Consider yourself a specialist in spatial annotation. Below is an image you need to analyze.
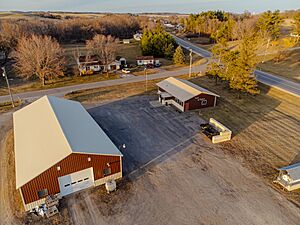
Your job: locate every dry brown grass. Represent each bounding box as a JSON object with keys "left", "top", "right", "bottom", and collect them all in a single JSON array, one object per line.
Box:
[
  {"left": 3, "top": 130, "right": 24, "bottom": 218},
  {"left": 189, "top": 76, "right": 300, "bottom": 204},
  {"left": 0, "top": 100, "right": 22, "bottom": 113},
  {"left": 0, "top": 74, "right": 120, "bottom": 96},
  {"left": 65, "top": 74, "right": 190, "bottom": 103},
  {"left": 258, "top": 49, "right": 300, "bottom": 82}
]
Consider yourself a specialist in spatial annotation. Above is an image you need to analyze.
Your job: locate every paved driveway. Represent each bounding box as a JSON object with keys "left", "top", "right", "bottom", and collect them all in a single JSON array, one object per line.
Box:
[{"left": 88, "top": 95, "right": 204, "bottom": 175}]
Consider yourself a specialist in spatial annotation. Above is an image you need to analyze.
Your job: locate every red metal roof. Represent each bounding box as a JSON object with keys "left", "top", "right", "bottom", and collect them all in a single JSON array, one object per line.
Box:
[{"left": 136, "top": 56, "right": 154, "bottom": 60}]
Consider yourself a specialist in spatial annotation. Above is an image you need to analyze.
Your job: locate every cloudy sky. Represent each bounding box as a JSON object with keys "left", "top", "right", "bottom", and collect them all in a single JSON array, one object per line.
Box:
[{"left": 1, "top": 0, "right": 299, "bottom": 13}]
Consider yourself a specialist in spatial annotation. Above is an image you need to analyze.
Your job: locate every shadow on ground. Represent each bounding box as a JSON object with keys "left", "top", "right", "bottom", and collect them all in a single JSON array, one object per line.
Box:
[{"left": 188, "top": 76, "right": 281, "bottom": 137}]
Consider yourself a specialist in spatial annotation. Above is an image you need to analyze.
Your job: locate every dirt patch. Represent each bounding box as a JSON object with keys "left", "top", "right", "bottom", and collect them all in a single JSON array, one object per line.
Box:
[
  {"left": 62, "top": 137, "right": 300, "bottom": 225},
  {"left": 190, "top": 76, "right": 300, "bottom": 204}
]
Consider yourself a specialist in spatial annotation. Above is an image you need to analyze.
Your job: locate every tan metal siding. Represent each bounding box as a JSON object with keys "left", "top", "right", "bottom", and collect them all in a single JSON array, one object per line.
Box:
[{"left": 20, "top": 153, "right": 121, "bottom": 204}]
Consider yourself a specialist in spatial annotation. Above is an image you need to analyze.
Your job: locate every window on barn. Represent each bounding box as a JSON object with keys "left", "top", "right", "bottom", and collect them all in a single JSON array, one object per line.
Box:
[
  {"left": 37, "top": 189, "right": 48, "bottom": 198},
  {"left": 201, "top": 100, "right": 207, "bottom": 105},
  {"left": 103, "top": 167, "right": 112, "bottom": 177}
]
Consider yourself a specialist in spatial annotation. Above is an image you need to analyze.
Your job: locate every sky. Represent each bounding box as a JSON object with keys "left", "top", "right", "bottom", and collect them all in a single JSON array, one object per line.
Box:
[{"left": 0, "top": 0, "right": 300, "bottom": 14}]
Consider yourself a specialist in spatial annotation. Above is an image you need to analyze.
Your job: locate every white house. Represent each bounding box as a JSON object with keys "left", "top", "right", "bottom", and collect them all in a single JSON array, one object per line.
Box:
[
  {"left": 136, "top": 56, "right": 160, "bottom": 66},
  {"left": 77, "top": 55, "right": 101, "bottom": 75},
  {"left": 123, "top": 39, "right": 130, "bottom": 44},
  {"left": 133, "top": 33, "right": 142, "bottom": 41},
  {"left": 78, "top": 55, "right": 127, "bottom": 74}
]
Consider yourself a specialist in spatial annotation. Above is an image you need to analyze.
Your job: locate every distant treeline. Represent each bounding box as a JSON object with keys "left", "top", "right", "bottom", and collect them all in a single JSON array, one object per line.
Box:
[
  {"left": 0, "top": 14, "right": 141, "bottom": 43},
  {"left": 181, "top": 9, "right": 300, "bottom": 41}
]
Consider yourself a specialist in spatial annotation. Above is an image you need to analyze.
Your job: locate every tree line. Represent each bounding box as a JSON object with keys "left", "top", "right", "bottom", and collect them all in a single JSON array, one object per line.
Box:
[
  {"left": 182, "top": 10, "right": 300, "bottom": 41},
  {"left": 205, "top": 10, "right": 286, "bottom": 96},
  {"left": 182, "top": 10, "right": 300, "bottom": 96},
  {"left": 0, "top": 14, "right": 142, "bottom": 85}
]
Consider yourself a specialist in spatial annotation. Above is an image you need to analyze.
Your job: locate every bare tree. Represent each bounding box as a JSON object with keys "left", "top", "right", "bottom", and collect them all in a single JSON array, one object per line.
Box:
[
  {"left": 86, "top": 34, "right": 118, "bottom": 74},
  {"left": 14, "top": 35, "right": 64, "bottom": 85},
  {"left": 0, "top": 21, "right": 23, "bottom": 66}
]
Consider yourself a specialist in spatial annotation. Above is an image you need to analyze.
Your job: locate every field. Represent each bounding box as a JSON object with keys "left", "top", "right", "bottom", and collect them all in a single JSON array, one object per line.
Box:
[
  {"left": 190, "top": 76, "right": 300, "bottom": 203},
  {"left": 258, "top": 49, "right": 300, "bottom": 82}
]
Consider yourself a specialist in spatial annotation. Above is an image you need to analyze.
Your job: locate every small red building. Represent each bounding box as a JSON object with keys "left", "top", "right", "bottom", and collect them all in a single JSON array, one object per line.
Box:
[
  {"left": 13, "top": 96, "right": 123, "bottom": 211},
  {"left": 156, "top": 77, "right": 219, "bottom": 112}
]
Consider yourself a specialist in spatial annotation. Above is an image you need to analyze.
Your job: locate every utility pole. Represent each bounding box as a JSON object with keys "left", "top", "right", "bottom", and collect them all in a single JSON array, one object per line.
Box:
[
  {"left": 262, "top": 38, "right": 270, "bottom": 63},
  {"left": 144, "top": 67, "right": 148, "bottom": 91},
  {"left": 189, "top": 49, "right": 193, "bottom": 78},
  {"left": 2, "top": 67, "right": 15, "bottom": 107}
]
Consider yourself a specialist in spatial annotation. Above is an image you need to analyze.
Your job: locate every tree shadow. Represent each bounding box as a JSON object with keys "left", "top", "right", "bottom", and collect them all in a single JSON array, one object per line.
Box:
[{"left": 187, "top": 76, "right": 282, "bottom": 137}]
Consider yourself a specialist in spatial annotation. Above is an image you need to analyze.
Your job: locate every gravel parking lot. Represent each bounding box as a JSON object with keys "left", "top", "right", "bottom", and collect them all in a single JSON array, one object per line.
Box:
[{"left": 88, "top": 95, "right": 205, "bottom": 175}]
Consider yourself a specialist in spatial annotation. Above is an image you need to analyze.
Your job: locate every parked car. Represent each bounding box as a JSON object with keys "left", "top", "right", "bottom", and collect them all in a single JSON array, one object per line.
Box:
[
  {"left": 146, "top": 64, "right": 154, "bottom": 69},
  {"left": 155, "top": 62, "right": 161, "bottom": 67},
  {"left": 122, "top": 68, "right": 131, "bottom": 74}
]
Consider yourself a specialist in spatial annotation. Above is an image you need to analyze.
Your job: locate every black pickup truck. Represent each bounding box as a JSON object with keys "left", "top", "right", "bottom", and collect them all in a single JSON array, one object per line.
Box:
[{"left": 200, "top": 123, "right": 220, "bottom": 139}]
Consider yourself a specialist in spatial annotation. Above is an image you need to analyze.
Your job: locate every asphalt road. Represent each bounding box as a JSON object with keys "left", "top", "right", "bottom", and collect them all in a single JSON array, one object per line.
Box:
[
  {"left": 171, "top": 34, "right": 300, "bottom": 97},
  {"left": 0, "top": 63, "right": 208, "bottom": 103},
  {"left": 0, "top": 36, "right": 299, "bottom": 103}
]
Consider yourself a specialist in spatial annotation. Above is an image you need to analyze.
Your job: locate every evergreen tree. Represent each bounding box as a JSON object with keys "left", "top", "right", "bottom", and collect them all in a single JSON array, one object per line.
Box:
[
  {"left": 229, "top": 33, "right": 260, "bottom": 96},
  {"left": 164, "top": 43, "right": 175, "bottom": 59},
  {"left": 256, "top": 10, "right": 283, "bottom": 38},
  {"left": 173, "top": 46, "right": 185, "bottom": 65},
  {"left": 292, "top": 11, "right": 300, "bottom": 42},
  {"left": 207, "top": 21, "right": 231, "bottom": 84},
  {"left": 140, "top": 27, "right": 177, "bottom": 57}
]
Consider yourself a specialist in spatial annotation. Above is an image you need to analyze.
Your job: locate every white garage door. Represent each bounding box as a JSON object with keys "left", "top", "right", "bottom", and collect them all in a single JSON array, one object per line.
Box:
[{"left": 58, "top": 167, "right": 94, "bottom": 197}]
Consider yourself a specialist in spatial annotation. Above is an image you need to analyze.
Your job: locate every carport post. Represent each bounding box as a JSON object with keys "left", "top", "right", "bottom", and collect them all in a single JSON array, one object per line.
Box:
[
  {"left": 144, "top": 67, "right": 148, "bottom": 91},
  {"left": 189, "top": 49, "right": 193, "bottom": 78}
]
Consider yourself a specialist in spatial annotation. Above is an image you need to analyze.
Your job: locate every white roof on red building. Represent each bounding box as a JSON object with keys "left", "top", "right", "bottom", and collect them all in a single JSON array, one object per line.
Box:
[
  {"left": 156, "top": 77, "right": 219, "bottom": 102},
  {"left": 13, "top": 96, "right": 122, "bottom": 189}
]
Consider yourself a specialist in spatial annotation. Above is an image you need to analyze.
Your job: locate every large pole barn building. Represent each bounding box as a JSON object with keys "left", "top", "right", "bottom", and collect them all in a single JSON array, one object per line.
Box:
[
  {"left": 13, "top": 96, "right": 123, "bottom": 211},
  {"left": 157, "top": 77, "right": 220, "bottom": 112}
]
